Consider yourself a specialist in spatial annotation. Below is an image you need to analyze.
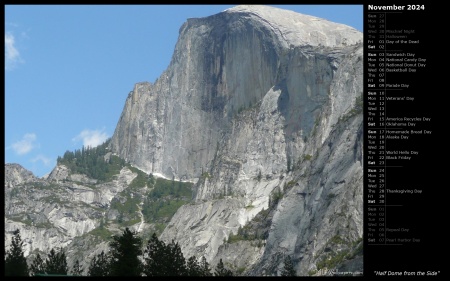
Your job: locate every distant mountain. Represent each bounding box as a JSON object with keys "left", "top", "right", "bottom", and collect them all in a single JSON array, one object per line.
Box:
[{"left": 5, "top": 5, "right": 363, "bottom": 276}]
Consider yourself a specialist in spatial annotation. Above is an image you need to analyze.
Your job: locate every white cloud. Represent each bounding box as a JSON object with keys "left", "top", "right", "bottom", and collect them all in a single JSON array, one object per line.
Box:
[
  {"left": 31, "top": 154, "right": 52, "bottom": 166},
  {"left": 73, "top": 129, "right": 109, "bottom": 148},
  {"left": 5, "top": 32, "right": 23, "bottom": 70},
  {"left": 11, "top": 133, "right": 37, "bottom": 155}
]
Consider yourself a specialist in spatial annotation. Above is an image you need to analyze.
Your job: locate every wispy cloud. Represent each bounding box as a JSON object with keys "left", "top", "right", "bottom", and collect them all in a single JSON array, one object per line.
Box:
[
  {"left": 6, "top": 22, "right": 19, "bottom": 28},
  {"left": 5, "top": 32, "right": 23, "bottom": 70},
  {"left": 73, "top": 129, "right": 109, "bottom": 148},
  {"left": 11, "top": 133, "right": 37, "bottom": 155},
  {"left": 31, "top": 154, "right": 53, "bottom": 166}
]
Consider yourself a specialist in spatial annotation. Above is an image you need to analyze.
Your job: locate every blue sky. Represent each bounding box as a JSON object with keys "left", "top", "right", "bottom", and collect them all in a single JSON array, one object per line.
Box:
[{"left": 5, "top": 5, "right": 363, "bottom": 178}]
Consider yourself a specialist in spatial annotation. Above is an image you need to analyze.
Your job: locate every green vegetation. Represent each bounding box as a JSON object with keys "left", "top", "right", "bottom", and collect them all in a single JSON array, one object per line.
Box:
[
  {"left": 110, "top": 171, "right": 157, "bottom": 220},
  {"left": 127, "top": 166, "right": 154, "bottom": 189},
  {"left": 347, "top": 238, "right": 363, "bottom": 259},
  {"left": 5, "top": 229, "right": 29, "bottom": 276},
  {"left": 155, "top": 200, "right": 186, "bottom": 219},
  {"left": 56, "top": 138, "right": 193, "bottom": 229},
  {"left": 149, "top": 178, "right": 193, "bottom": 199},
  {"left": 88, "top": 227, "right": 113, "bottom": 241},
  {"left": 329, "top": 235, "right": 345, "bottom": 245},
  {"left": 352, "top": 94, "right": 363, "bottom": 114},
  {"left": 103, "top": 155, "right": 127, "bottom": 181},
  {"left": 57, "top": 139, "right": 125, "bottom": 182},
  {"left": 153, "top": 223, "right": 167, "bottom": 236},
  {"left": 286, "top": 180, "right": 296, "bottom": 188},
  {"left": 227, "top": 225, "right": 265, "bottom": 245},
  {"left": 225, "top": 186, "right": 283, "bottom": 247},
  {"left": 31, "top": 181, "right": 60, "bottom": 190},
  {"left": 34, "top": 221, "right": 54, "bottom": 229},
  {"left": 315, "top": 235, "right": 362, "bottom": 271},
  {"left": 110, "top": 194, "right": 140, "bottom": 223},
  {"left": 121, "top": 218, "right": 141, "bottom": 227},
  {"left": 29, "top": 248, "right": 69, "bottom": 276},
  {"left": 214, "top": 259, "right": 233, "bottom": 276},
  {"left": 41, "top": 195, "right": 63, "bottom": 205},
  {"left": 236, "top": 266, "right": 247, "bottom": 275},
  {"left": 20, "top": 217, "right": 34, "bottom": 226},
  {"left": 71, "top": 260, "right": 83, "bottom": 276},
  {"left": 340, "top": 94, "right": 363, "bottom": 123},
  {"left": 281, "top": 255, "right": 296, "bottom": 276},
  {"left": 317, "top": 249, "right": 349, "bottom": 271},
  {"left": 269, "top": 188, "right": 283, "bottom": 207},
  {"left": 88, "top": 250, "right": 111, "bottom": 276},
  {"left": 143, "top": 233, "right": 221, "bottom": 276},
  {"left": 109, "top": 228, "right": 143, "bottom": 276},
  {"left": 143, "top": 199, "right": 188, "bottom": 223},
  {"left": 142, "top": 177, "right": 193, "bottom": 224},
  {"left": 201, "top": 172, "right": 212, "bottom": 179},
  {"left": 9, "top": 226, "right": 235, "bottom": 276},
  {"left": 292, "top": 153, "right": 313, "bottom": 171}
]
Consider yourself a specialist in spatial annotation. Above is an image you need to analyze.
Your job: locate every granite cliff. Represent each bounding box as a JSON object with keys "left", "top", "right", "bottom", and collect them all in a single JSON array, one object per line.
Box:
[{"left": 5, "top": 5, "right": 363, "bottom": 276}]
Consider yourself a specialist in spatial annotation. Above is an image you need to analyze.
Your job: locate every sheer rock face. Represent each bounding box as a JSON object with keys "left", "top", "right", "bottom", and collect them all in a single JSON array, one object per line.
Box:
[
  {"left": 248, "top": 113, "right": 363, "bottom": 276},
  {"left": 109, "top": 5, "right": 362, "bottom": 181},
  {"left": 5, "top": 5, "right": 363, "bottom": 276},
  {"left": 113, "top": 5, "right": 362, "bottom": 275},
  {"left": 161, "top": 44, "right": 363, "bottom": 275}
]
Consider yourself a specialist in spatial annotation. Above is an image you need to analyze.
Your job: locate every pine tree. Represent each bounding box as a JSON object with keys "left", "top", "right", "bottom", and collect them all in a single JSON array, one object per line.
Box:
[
  {"left": 214, "top": 258, "right": 233, "bottom": 276},
  {"left": 44, "top": 248, "right": 68, "bottom": 275},
  {"left": 88, "top": 251, "right": 111, "bottom": 276},
  {"left": 199, "top": 256, "right": 212, "bottom": 276},
  {"left": 167, "top": 240, "right": 187, "bottom": 276},
  {"left": 143, "top": 233, "right": 167, "bottom": 276},
  {"left": 71, "top": 259, "right": 84, "bottom": 276},
  {"left": 109, "top": 227, "right": 143, "bottom": 276},
  {"left": 5, "top": 229, "right": 29, "bottom": 276},
  {"left": 29, "top": 253, "right": 46, "bottom": 276},
  {"left": 186, "top": 256, "right": 202, "bottom": 276},
  {"left": 281, "top": 255, "right": 296, "bottom": 276}
]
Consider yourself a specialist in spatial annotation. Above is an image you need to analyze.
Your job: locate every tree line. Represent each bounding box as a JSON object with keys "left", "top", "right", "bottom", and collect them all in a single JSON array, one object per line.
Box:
[
  {"left": 5, "top": 228, "right": 297, "bottom": 276},
  {"left": 56, "top": 139, "right": 125, "bottom": 181},
  {"left": 4, "top": 228, "right": 235, "bottom": 276}
]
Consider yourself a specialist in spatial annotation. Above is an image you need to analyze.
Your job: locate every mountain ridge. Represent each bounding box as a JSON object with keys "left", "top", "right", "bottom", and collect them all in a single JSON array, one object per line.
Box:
[{"left": 5, "top": 5, "right": 363, "bottom": 276}]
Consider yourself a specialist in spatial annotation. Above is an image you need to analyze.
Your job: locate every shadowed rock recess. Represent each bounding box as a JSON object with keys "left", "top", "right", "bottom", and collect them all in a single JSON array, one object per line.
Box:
[{"left": 5, "top": 5, "right": 363, "bottom": 276}]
